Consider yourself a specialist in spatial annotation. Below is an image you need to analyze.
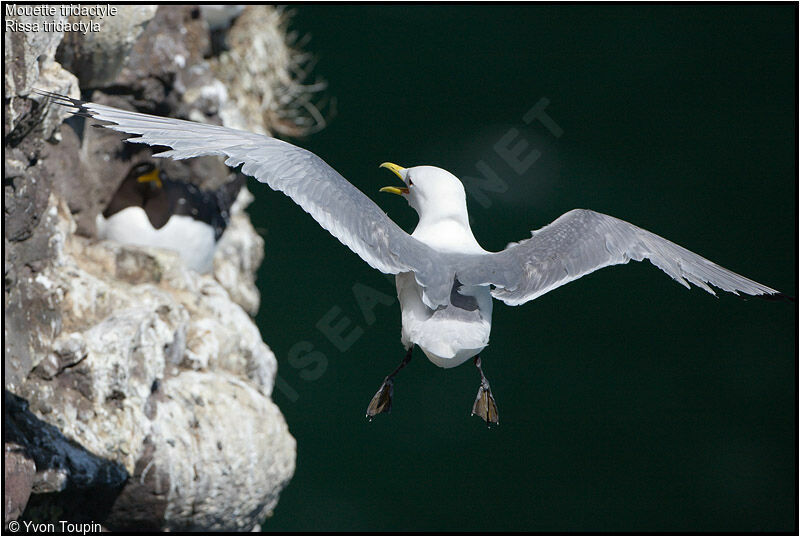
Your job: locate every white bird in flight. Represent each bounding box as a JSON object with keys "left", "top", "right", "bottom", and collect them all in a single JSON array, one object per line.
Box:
[{"left": 40, "top": 90, "right": 785, "bottom": 425}]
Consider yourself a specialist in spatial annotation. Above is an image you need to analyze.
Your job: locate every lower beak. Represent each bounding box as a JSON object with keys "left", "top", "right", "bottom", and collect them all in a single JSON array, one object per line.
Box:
[
  {"left": 379, "top": 186, "right": 409, "bottom": 195},
  {"left": 379, "top": 162, "right": 409, "bottom": 195}
]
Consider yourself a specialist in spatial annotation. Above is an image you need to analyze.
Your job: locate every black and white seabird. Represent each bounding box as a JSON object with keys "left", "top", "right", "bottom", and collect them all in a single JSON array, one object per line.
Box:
[{"left": 97, "top": 162, "right": 244, "bottom": 273}]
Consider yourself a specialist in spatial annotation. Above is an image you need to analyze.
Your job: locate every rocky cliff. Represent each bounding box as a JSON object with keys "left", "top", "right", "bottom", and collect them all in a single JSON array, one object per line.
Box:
[{"left": 4, "top": 5, "right": 319, "bottom": 531}]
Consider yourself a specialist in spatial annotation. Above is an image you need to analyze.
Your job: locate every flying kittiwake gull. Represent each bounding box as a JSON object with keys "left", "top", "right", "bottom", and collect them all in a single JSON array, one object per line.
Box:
[{"left": 38, "top": 90, "right": 786, "bottom": 425}]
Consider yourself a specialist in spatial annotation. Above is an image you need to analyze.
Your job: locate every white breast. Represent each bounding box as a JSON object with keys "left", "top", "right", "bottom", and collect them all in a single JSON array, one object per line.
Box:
[{"left": 96, "top": 208, "right": 217, "bottom": 273}]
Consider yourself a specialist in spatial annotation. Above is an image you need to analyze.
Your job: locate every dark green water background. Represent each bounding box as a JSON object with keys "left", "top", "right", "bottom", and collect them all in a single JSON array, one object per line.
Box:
[{"left": 251, "top": 5, "right": 797, "bottom": 532}]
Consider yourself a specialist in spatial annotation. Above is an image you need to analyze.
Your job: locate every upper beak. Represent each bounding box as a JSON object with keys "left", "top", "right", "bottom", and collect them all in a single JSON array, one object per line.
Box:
[{"left": 379, "top": 162, "right": 409, "bottom": 195}]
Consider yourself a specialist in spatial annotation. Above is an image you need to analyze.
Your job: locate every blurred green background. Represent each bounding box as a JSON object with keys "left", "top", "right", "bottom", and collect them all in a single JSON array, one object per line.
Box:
[{"left": 251, "top": 5, "right": 796, "bottom": 532}]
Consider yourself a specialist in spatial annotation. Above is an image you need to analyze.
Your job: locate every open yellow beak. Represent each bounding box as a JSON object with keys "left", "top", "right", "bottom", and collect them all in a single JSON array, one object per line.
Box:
[
  {"left": 136, "top": 167, "right": 163, "bottom": 189},
  {"left": 379, "top": 162, "right": 409, "bottom": 195}
]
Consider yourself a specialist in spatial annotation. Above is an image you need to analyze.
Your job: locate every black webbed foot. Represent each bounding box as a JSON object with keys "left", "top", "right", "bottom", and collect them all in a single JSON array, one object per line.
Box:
[
  {"left": 471, "top": 380, "right": 499, "bottom": 426},
  {"left": 470, "top": 355, "right": 499, "bottom": 426},
  {"left": 366, "top": 377, "right": 394, "bottom": 419},
  {"left": 365, "top": 347, "right": 412, "bottom": 421}
]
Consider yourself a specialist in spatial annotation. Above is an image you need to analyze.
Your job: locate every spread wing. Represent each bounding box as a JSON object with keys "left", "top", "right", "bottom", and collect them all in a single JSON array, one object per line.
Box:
[
  {"left": 41, "top": 91, "right": 781, "bottom": 308},
  {"left": 39, "top": 91, "right": 454, "bottom": 307},
  {"left": 455, "top": 209, "right": 781, "bottom": 305}
]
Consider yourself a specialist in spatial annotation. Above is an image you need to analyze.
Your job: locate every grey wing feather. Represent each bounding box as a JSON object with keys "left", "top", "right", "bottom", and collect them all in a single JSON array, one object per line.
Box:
[
  {"left": 42, "top": 92, "right": 778, "bottom": 309},
  {"left": 41, "top": 92, "right": 454, "bottom": 307},
  {"left": 455, "top": 209, "right": 779, "bottom": 306}
]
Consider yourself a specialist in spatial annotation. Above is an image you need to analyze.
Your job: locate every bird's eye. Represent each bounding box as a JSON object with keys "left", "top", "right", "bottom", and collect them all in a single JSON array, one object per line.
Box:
[{"left": 408, "top": 178, "right": 414, "bottom": 186}]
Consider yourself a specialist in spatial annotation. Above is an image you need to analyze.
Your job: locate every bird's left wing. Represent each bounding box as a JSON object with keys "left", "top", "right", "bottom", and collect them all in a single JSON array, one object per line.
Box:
[
  {"left": 453, "top": 208, "right": 781, "bottom": 305},
  {"left": 40, "top": 91, "right": 454, "bottom": 306}
]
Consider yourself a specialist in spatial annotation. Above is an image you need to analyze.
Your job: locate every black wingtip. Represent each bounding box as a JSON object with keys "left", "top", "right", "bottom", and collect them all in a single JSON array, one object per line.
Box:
[{"left": 32, "top": 88, "right": 95, "bottom": 118}]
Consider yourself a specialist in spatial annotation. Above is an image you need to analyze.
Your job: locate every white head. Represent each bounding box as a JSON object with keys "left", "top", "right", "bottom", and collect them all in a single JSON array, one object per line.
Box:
[{"left": 379, "top": 163, "right": 469, "bottom": 225}]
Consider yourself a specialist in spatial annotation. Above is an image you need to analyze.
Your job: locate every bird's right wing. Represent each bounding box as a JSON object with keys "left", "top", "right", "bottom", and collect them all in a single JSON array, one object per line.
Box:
[
  {"left": 454, "top": 209, "right": 781, "bottom": 305},
  {"left": 40, "top": 91, "right": 454, "bottom": 306}
]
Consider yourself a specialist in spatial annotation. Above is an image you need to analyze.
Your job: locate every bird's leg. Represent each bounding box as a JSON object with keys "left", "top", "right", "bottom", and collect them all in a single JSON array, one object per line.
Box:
[
  {"left": 366, "top": 347, "right": 413, "bottom": 420},
  {"left": 471, "top": 355, "right": 499, "bottom": 426}
]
